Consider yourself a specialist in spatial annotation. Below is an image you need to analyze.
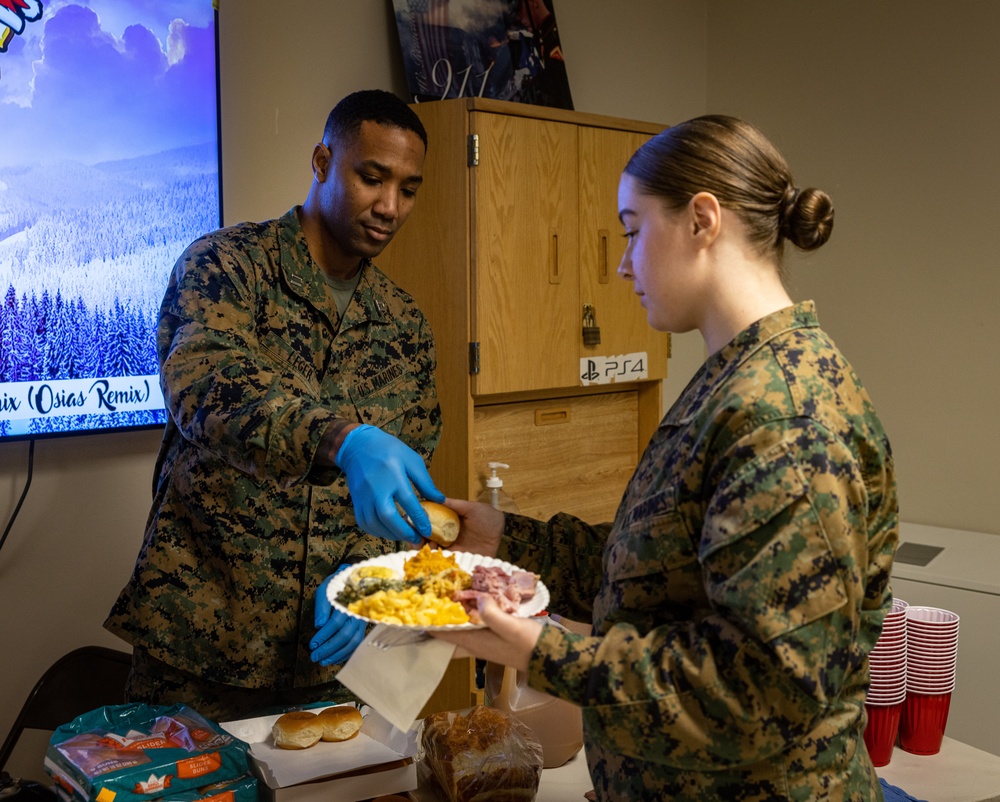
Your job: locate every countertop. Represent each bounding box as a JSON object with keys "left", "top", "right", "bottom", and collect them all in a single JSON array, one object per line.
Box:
[
  {"left": 407, "top": 751, "right": 593, "bottom": 802},
  {"left": 415, "top": 736, "right": 1000, "bottom": 802},
  {"left": 533, "top": 752, "right": 592, "bottom": 801},
  {"left": 878, "top": 737, "right": 1000, "bottom": 802}
]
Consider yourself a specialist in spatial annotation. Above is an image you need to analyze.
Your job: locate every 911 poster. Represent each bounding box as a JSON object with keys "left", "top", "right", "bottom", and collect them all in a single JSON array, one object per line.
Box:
[{"left": 392, "top": 0, "right": 573, "bottom": 109}]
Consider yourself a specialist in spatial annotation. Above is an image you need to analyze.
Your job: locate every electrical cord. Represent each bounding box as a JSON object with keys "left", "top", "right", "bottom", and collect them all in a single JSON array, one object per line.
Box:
[{"left": 0, "top": 439, "right": 35, "bottom": 556}]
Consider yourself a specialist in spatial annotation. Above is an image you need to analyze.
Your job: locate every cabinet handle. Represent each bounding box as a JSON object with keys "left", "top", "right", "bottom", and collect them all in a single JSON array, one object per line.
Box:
[
  {"left": 549, "top": 228, "right": 561, "bottom": 284},
  {"left": 534, "top": 408, "right": 570, "bottom": 426},
  {"left": 598, "top": 229, "right": 610, "bottom": 284}
]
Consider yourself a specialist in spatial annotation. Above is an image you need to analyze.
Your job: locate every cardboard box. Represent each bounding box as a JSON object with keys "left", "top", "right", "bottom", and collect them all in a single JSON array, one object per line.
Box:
[{"left": 220, "top": 706, "right": 417, "bottom": 802}]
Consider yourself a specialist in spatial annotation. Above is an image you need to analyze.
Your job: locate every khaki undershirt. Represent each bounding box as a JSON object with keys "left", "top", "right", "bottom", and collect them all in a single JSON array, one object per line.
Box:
[{"left": 322, "top": 271, "right": 362, "bottom": 320}]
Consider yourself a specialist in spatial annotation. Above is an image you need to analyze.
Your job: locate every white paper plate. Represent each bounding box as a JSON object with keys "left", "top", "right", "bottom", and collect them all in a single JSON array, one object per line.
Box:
[{"left": 327, "top": 550, "right": 550, "bottom": 630}]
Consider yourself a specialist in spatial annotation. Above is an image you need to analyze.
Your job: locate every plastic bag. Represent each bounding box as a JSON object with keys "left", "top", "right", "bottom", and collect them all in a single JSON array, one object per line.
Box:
[
  {"left": 417, "top": 706, "right": 543, "bottom": 802},
  {"left": 484, "top": 661, "right": 583, "bottom": 769},
  {"left": 50, "top": 774, "right": 259, "bottom": 802},
  {"left": 45, "top": 704, "right": 252, "bottom": 802}
]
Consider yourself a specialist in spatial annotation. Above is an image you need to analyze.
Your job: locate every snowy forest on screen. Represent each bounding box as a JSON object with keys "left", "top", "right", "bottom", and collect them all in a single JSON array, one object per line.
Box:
[
  {"left": 0, "top": 1, "right": 219, "bottom": 438},
  {"left": 0, "top": 144, "right": 219, "bottom": 436}
]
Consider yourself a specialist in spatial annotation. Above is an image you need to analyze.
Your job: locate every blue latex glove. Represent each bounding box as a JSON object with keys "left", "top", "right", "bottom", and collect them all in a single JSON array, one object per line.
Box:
[
  {"left": 335, "top": 424, "right": 445, "bottom": 544},
  {"left": 310, "top": 568, "right": 366, "bottom": 666}
]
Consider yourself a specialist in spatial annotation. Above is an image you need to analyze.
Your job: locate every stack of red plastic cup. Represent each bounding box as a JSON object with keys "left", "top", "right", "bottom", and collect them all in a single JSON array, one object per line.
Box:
[
  {"left": 863, "top": 598, "right": 909, "bottom": 766},
  {"left": 899, "top": 606, "right": 959, "bottom": 755}
]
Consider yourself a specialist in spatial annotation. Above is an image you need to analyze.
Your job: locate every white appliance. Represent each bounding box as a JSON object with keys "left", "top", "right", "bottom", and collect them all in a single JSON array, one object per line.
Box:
[{"left": 889, "top": 522, "right": 1000, "bottom": 756}]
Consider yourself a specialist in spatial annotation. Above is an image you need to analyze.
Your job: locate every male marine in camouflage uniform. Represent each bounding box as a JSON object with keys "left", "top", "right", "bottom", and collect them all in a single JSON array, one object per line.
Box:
[
  {"left": 498, "top": 303, "right": 898, "bottom": 801},
  {"left": 105, "top": 90, "right": 442, "bottom": 720}
]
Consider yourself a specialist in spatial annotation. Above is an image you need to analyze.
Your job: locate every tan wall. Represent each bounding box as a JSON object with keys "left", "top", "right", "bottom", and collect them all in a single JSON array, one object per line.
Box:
[
  {"left": 705, "top": 0, "right": 1000, "bottom": 534},
  {"left": 2, "top": 0, "right": 997, "bottom": 780}
]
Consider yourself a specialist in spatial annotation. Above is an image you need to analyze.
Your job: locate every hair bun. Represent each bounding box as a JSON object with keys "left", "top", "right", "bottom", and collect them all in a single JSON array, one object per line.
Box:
[{"left": 780, "top": 185, "right": 834, "bottom": 251}]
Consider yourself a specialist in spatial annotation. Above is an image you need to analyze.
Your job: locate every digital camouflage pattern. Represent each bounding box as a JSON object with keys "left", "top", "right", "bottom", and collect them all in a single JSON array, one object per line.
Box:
[
  {"left": 123, "top": 646, "right": 355, "bottom": 722},
  {"left": 105, "top": 207, "right": 441, "bottom": 692},
  {"left": 499, "top": 303, "right": 897, "bottom": 801}
]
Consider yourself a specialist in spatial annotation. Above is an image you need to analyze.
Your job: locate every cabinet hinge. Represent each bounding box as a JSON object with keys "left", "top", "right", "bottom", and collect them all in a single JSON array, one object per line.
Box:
[
  {"left": 468, "top": 342, "right": 480, "bottom": 374},
  {"left": 467, "top": 133, "right": 479, "bottom": 167}
]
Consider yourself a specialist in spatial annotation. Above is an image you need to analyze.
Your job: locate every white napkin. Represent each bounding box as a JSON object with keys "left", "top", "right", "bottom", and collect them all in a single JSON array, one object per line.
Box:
[
  {"left": 337, "top": 625, "right": 457, "bottom": 733},
  {"left": 219, "top": 705, "right": 415, "bottom": 788},
  {"left": 221, "top": 708, "right": 404, "bottom": 788}
]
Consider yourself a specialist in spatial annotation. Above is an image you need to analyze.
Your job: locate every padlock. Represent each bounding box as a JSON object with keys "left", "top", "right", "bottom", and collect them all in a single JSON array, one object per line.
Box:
[{"left": 582, "top": 304, "right": 601, "bottom": 346}]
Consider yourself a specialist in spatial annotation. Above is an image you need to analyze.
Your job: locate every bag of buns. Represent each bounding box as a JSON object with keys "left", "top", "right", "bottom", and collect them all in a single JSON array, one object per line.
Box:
[
  {"left": 46, "top": 703, "right": 251, "bottom": 802},
  {"left": 417, "top": 705, "right": 543, "bottom": 802}
]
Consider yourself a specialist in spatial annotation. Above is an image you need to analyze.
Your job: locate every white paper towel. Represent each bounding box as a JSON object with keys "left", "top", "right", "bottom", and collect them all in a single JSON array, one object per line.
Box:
[
  {"left": 336, "top": 625, "right": 457, "bottom": 733},
  {"left": 219, "top": 705, "right": 413, "bottom": 788}
]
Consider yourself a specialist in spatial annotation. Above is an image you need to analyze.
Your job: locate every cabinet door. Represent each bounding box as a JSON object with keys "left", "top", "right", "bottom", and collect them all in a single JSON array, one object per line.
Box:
[
  {"left": 470, "top": 112, "right": 580, "bottom": 395},
  {"left": 579, "top": 127, "right": 670, "bottom": 381},
  {"left": 473, "top": 391, "right": 639, "bottom": 524}
]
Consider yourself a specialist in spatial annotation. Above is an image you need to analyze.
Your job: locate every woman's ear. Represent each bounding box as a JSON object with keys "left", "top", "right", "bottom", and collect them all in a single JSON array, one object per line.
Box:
[{"left": 689, "top": 192, "right": 721, "bottom": 242}]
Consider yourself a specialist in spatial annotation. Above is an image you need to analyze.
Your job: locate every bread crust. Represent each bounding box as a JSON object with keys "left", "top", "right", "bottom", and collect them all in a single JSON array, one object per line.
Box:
[
  {"left": 272, "top": 711, "right": 325, "bottom": 750},
  {"left": 271, "top": 706, "right": 362, "bottom": 749},
  {"left": 317, "top": 705, "right": 363, "bottom": 742},
  {"left": 420, "top": 707, "right": 542, "bottom": 801},
  {"left": 421, "top": 501, "right": 460, "bottom": 546}
]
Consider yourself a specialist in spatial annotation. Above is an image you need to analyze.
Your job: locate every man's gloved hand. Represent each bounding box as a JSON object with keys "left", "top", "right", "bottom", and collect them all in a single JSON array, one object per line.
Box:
[
  {"left": 335, "top": 424, "right": 445, "bottom": 544},
  {"left": 310, "top": 568, "right": 366, "bottom": 666}
]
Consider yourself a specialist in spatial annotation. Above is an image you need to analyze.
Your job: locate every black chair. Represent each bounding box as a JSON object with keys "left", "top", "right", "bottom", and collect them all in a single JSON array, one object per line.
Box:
[{"left": 0, "top": 646, "right": 132, "bottom": 774}]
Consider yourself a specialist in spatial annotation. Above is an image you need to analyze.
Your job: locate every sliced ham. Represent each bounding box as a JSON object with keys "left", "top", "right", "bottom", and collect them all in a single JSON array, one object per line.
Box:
[
  {"left": 453, "top": 565, "right": 539, "bottom": 616},
  {"left": 511, "top": 571, "right": 537, "bottom": 600}
]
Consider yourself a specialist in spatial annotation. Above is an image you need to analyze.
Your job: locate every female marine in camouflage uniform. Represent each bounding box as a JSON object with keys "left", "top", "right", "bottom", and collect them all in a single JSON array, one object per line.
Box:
[{"left": 438, "top": 116, "right": 898, "bottom": 801}]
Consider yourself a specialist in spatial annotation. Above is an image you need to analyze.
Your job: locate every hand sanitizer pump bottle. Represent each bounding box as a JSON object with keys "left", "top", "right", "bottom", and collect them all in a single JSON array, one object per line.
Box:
[{"left": 478, "top": 461, "right": 520, "bottom": 513}]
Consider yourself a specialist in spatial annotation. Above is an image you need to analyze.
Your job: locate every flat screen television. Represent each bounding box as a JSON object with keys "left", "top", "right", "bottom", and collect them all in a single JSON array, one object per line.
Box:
[{"left": 0, "top": 0, "right": 221, "bottom": 442}]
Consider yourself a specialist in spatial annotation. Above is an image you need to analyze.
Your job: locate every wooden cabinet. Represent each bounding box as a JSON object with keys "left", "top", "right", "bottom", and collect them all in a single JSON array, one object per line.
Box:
[
  {"left": 470, "top": 111, "right": 579, "bottom": 394},
  {"left": 467, "top": 108, "right": 668, "bottom": 396},
  {"left": 473, "top": 390, "right": 639, "bottom": 523},
  {"left": 378, "top": 98, "right": 669, "bottom": 518}
]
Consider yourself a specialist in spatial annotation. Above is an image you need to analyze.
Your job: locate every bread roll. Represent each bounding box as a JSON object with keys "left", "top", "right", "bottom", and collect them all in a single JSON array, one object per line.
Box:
[
  {"left": 272, "top": 711, "right": 324, "bottom": 750},
  {"left": 421, "top": 501, "right": 460, "bottom": 546},
  {"left": 317, "top": 705, "right": 363, "bottom": 742}
]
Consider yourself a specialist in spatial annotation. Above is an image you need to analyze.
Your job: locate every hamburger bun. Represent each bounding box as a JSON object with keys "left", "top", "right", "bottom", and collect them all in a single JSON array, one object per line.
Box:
[
  {"left": 317, "top": 705, "right": 363, "bottom": 742},
  {"left": 272, "top": 711, "right": 325, "bottom": 750},
  {"left": 271, "top": 707, "right": 363, "bottom": 749},
  {"left": 421, "top": 500, "right": 460, "bottom": 546}
]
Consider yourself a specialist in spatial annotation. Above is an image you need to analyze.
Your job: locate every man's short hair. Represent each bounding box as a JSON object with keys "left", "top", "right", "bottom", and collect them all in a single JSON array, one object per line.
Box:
[{"left": 322, "top": 89, "right": 428, "bottom": 150}]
